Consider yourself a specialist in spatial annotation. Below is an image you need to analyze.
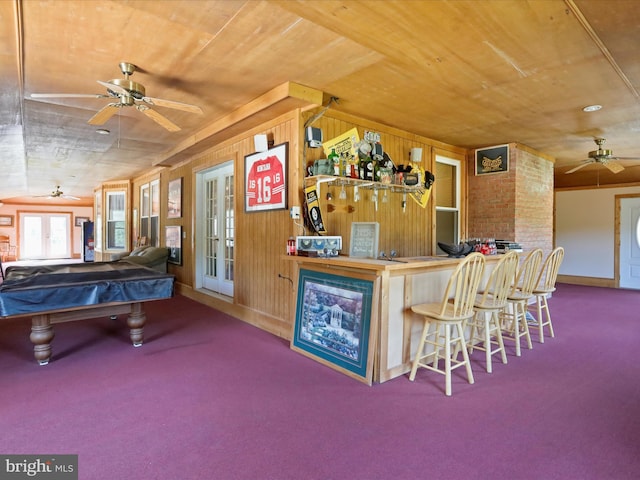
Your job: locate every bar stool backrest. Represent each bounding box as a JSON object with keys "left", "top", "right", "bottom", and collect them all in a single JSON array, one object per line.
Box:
[
  {"left": 476, "top": 250, "right": 519, "bottom": 309},
  {"left": 535, "top": 247, "right": 565, "bottom": 293},
  {"left": 438, "top": 252, "right": 486, "bottom": 320},
  {"left": 511, "top": 248, "right": 543, "bottom": 298}
]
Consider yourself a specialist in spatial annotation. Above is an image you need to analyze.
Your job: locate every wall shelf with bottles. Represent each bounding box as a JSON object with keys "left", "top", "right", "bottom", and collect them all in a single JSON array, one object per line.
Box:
[{"left": 304, "top": 175, "right": 421, "bottom": 194}]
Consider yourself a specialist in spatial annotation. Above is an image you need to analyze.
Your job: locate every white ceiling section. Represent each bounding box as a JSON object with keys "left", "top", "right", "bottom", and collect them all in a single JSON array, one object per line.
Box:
[{"left": 1, "top": 0, "right": 640, "bottom": 203}]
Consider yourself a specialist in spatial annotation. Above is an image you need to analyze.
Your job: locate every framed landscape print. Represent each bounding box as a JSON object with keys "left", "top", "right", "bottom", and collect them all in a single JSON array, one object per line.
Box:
[
  {"left": 0, "top": 215, "right": 14, "bottom": 227},
  {"left": 475, "top": 144, "right": 509, "bottom": 175},
  {"left": 165, "top": 225, "right": 182, "bottom": 265},
  {"left": 244, "top": 142, "right": 288, "bottom": 212},
  {"left": 291, "top": 267, "right": 377, "bottom": 385},
  {"left": 167, "top": 177, "right": 182, "bottom": 218}
]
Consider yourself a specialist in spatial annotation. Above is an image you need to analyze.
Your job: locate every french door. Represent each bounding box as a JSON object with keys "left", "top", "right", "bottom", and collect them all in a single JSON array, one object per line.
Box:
[
  {"left": 20, "top": 213, "right": 72, "bottom": 260},
  {"left": 619, "top": 196, "right": 640, "bottom": 289},
  {"left": 195, "top": 162, "right": 234, "bottom": 297}
]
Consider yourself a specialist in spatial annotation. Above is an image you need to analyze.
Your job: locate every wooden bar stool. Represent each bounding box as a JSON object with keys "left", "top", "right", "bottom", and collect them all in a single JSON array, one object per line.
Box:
[
  {"left": 530, "top": 247, "right": 564, "bottom": 343},
  {"left": 467, "top": 250, "right": 519, "bottom": 373},
  {"left": 409, "top": 252, "right": 485, "bottom": 396},
  {"left": 500, "top": 248, "right": 543, "bottom": 357}
]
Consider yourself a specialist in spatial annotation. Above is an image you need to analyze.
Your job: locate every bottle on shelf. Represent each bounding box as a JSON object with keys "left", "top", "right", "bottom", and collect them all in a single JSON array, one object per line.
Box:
[
  {"left": 328, "top": 148, "right": 340, "bottom": 176},
  {"left": 287, "top": 236, "right": 296, "bottom": 255}
]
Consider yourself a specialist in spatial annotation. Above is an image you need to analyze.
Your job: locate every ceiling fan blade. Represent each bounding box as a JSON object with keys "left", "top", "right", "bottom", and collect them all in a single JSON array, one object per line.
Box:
[
  {"left": 88, "top": 103, "right": 120, "bottom": 125},
  {"left": 141, "top": 96, "right": 203, "bottom": 114},
  {"left": 97, "top": 80, "right": 130, "bottom": 97},
  {"left": 31, "top": 93, "right": 108, "bottom": 99},
  {"left": 136, "top": 105, "right": 181, "bottom": 132},
  {"left": 565, "top": 161, "right": 593, "bottom": 174},
  {"left": 62, "top": 195, "right": 81, "bottom": 201},
  {"left": 603, "top": 161, "right": 624, "bottom": 174}
]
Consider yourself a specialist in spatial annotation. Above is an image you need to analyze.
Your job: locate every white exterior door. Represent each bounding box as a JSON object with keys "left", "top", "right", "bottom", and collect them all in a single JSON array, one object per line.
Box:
[
  {"left": 20, "top": 213, "right": 71, "bottom": 260},
  {"left": 619, "top": 196, "right": 640, "bottom": 289},
  {"left": 195, "top": 162, "right": 234, "bottom": 297}
]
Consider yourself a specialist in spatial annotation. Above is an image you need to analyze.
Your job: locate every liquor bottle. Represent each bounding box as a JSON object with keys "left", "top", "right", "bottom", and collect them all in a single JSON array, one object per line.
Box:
[
  {"left": 350, "top": 156, "right": 359, "bottom": 178},
  {"left": 328, "top": 148, "right": 340, "bottom": 176}
]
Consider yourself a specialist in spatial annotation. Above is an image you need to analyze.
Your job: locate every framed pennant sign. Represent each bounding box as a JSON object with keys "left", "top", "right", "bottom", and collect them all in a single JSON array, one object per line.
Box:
[{"left": 475, "top": 144, "right": 509, "bottom": 175}]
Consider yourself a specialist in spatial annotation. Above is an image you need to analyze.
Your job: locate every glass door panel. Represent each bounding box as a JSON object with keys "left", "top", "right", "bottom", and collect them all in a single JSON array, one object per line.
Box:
[{"left": 20, "top": 213, "right": 71, "bottom": 260}]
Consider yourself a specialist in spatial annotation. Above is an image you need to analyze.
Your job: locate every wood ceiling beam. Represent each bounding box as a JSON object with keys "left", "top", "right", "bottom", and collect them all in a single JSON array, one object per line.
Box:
[
  {"left": 153, "top": 81, "right": 324, "bottom": 167},
  {"left": 566, "top": 0, "right": 640, "bottom": 100}
]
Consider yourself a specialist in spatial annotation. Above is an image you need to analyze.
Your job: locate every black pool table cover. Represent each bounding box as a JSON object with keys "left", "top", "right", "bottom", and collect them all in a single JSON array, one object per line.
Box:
[{"left": 0, "top": 262, "right": 174, "bottom": 318}]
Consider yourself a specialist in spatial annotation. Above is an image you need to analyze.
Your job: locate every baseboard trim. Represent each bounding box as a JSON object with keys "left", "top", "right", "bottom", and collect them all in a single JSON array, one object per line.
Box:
[
  {"left": 557, "top": 275, "right": 616, "bottom": 288},
  {"left": 174, "top": 282, "right": 292, "bottom": 340}
]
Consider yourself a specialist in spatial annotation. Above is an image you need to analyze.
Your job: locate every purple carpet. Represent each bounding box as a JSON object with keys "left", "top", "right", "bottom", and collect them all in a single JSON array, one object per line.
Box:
[{"left": 1, "top": 284, "right": 639, "bottom": 479}]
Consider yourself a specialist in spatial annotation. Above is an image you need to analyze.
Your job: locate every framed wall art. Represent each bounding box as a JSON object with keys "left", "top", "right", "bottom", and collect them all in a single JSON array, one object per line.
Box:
[
  {"left": 475, "top": 144, "right": 509, "bottom": 175},
  {"left": 165, "top": 225, "right": 182, "bottom": 265},
  {"left": 349, "top": 222, "right": 380, "bottom": 258},
  {"left": 0, "top": 215, "right": 14, "bottom": 227},
  {"left": 167, "top": 177, "right": 182, "bottom": 218},
  {"left": 291, "top": 267, "right": 377, "bottom": 385},
  {"left": 244, "top": 142, "right": 288, "bottom": 212}
]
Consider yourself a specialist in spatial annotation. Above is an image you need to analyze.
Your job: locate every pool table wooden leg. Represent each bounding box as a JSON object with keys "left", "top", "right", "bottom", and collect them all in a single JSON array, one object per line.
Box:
[
  {"left": 127, "top": 302, "right": 146, "bottom": 347},
  {"left": 30, "top": 314, "right": 54, "bottom": 365}
]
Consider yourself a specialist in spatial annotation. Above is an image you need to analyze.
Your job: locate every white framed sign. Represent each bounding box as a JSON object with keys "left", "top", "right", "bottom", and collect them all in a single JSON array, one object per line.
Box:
[{"left": 349, "top": 222, "right": 379, "bottom": 258}]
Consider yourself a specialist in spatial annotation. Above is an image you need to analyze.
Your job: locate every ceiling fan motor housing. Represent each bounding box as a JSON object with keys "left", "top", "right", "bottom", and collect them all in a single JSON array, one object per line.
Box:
[
  {"left": 589, "top": 148, "right": 613, "bottom": 160},
  {"left": 108, "top": 78, "right": 145, "bottom": 99}
]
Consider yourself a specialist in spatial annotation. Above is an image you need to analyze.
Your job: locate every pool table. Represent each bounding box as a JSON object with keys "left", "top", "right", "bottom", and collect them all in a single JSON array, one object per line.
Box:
[{"left": 0, "top": 261, "right": 174, "bottom": 365}]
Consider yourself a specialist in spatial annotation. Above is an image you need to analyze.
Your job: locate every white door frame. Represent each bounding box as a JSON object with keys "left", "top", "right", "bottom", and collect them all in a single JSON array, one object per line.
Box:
[{"left": 19, "top": 212, "right": 72, "bottom": 260}]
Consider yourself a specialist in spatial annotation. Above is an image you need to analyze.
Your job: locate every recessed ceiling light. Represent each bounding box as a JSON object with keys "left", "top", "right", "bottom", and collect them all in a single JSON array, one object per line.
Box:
[
  {"left": 96, "top": 128, "right": 110, "bottom": 135},
  {"left": 582, "top": 104, "right": 602, "bottom": 112}
]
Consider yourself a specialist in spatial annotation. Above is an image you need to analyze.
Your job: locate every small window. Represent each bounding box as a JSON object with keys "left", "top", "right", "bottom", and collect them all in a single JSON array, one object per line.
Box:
[
  {"left": 106, "top": 191, "right": 126, "bottom": 249},
  {"left": 435, "top": 155, "right": 461, "bottom": 254}
]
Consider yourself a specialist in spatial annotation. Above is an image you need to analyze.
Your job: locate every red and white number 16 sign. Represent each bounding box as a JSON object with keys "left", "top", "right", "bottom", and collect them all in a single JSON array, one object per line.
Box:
[{"left": 245, "top": 142, "right": 288, "bottom": 212}]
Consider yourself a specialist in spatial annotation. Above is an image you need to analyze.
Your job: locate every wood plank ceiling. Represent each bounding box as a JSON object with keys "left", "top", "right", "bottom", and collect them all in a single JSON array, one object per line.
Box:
[{"left": 1, "top": 0, "right": 639, "bottom": 204}]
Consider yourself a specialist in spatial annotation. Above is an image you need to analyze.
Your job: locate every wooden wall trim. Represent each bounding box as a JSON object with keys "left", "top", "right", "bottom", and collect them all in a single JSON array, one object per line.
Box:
[
  {"left": 514, "top": 142, "right": 556, "bottom": 164},
  {"left": 557, "top": 274, "right": 616, "bottom": 288},
  {"left": 555, "top": 180, "right": 640, "bottom": 192},
  {"left": 153, "top": 82, "right": 323, "bottom": 167}
]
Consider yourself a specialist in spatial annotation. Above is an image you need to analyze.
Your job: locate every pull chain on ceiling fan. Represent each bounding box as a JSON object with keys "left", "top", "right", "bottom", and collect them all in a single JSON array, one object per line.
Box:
[{"left": 31, "top": 62, "right": 203, "bottom": 132}]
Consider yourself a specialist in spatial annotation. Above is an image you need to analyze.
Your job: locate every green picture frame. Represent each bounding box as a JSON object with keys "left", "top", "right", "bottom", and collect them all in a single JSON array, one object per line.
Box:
[{"left": 291, "top": 267, "right": 376, "bottom": 385}]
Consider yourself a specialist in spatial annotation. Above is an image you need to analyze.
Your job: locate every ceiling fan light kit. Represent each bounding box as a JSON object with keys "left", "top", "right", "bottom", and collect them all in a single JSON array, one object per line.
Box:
[{"left": 31, "top": 62, "right": 202, "bottom": 132}]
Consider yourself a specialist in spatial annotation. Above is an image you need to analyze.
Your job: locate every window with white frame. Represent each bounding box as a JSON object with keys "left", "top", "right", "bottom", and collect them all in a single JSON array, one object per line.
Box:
[
  {"left": 435, "top": 155, "right": 461, "bottom": 254},
  {"left": 139, "top": 179, "right": 160, "bottom": 246}
]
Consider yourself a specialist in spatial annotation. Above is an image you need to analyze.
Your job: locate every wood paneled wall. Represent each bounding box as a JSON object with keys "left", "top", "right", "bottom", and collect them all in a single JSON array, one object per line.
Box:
[
  {"left": 131, "top": 107, "right": 466, "bottom": 339},
  {"left": 302, "top": 110, "right": 466, "bottom": 258}
]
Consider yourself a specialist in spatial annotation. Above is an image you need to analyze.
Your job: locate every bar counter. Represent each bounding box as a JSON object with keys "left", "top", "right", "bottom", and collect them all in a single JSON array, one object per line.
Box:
[{"left": 288, "top": 254, "right": 501, "bottom": 383}]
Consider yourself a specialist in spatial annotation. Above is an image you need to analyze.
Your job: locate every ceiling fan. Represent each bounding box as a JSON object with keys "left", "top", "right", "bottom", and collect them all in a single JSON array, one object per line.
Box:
[
  {"left": 31, "top": 62, "right": 203, "bottom": 132},
  {"left": 565, "top": 138, "right": 640, "bottom": 174},
  {"left": 34, "top": 186, "right": 80, "bottom": 201}
]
